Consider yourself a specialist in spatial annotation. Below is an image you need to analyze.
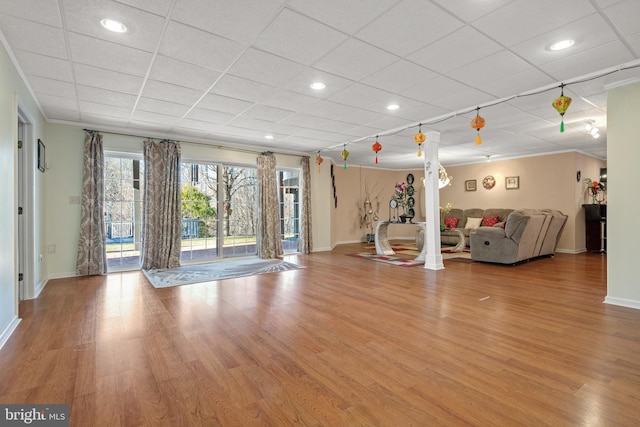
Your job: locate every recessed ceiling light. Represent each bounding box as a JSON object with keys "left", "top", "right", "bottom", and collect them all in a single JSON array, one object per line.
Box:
[
  {"left": 549, "top": 39, "right": 574, "bottom": 51},
  {"left": 386, "top": 104, "right": 400, "bottom": 110},
  {"left": 101, "top": 18, "right": 127, "bottom": 33},
  {"left": 310, "top": 82, "right": 326, "bottom": 90},
  {"left": 264, "top": 135, "right": 274, "bottom": 140}
]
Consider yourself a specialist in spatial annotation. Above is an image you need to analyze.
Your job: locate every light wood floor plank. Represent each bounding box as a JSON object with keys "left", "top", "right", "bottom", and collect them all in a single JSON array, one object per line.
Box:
[{"left": 1, "top": 245, "right": 639, "bottom": 425}]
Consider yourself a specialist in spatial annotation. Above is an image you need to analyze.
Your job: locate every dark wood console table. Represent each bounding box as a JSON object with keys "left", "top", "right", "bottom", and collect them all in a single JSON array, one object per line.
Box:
[{"left": 582, "top": 204, "right": 606, "bottom": 253}]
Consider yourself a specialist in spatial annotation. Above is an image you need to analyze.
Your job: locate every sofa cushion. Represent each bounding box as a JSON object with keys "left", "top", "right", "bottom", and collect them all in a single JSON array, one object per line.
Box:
[
  {"left": 465, "top": 217, "right": 483, "bottom": 229},
  {"left": 444, "top": 217, "right": 459, "bottom": 228},
  {"left": 482, "top": 215, "right": 500, "bottom": 227}
]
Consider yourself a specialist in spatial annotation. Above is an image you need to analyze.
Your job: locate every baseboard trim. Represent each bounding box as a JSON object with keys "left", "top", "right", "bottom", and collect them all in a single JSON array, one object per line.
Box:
[
  {"left": 556, "top": 248, "right": 587, "bottom": 254},
  {"left": 603, "top": 296, "right": 640, "bottom": 310},
  {"left": 0, "top": 315, "right": 21, "bottom": 351},
  {"left": 33, "top": 278, "right": 48, "bottom": 299},
  {"left": 47, "top": 272, "right": 77, "bottom": 280}
]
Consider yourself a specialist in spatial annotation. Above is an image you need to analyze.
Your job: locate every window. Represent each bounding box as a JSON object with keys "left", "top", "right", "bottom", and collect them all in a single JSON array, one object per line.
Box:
[
  {"left": 180, "top": 163, "right": 218, "bottom": 261},
  {"left": 278, "top": 168, "right": 300, "bottom": 253}
]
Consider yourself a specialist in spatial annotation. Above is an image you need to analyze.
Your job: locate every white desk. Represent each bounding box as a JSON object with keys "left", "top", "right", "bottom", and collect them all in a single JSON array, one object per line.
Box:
[{"left": 374, "top": 221, "right": 427, "bottom": 263}]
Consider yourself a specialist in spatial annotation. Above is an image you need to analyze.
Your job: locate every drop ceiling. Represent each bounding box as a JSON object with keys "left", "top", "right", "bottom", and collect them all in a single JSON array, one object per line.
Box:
[{"left": 1, "top": 0, "right": 639, "bottom": 169}]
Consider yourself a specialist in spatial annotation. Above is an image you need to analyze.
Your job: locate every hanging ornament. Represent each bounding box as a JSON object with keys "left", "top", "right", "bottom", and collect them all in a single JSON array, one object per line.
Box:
[
  {"left": 371, "top": 136, "right": 382, "bottom": 164},
  {"left": 552, "top": 84, "right": 572, "bottom": 133},
  {"left": 470, "top": 107, "right": 485, "bottom": 145},
  {"left": 315, "top": 151, "right": 323, "bottom": 173},
  {"left": 414, "top": 124, "right": 426, "bottom": 157},
  {"left": 341, "top": 144, "right": 349, "bottom": 170}
]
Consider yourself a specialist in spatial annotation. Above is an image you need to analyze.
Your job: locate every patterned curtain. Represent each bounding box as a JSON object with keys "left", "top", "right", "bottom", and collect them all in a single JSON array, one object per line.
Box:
[
  {"left": 141, "top": 140, "right": 182, "bottom": 270},
  {"left": 76, "top": 131, "right": 107, "bottom": 275},
  {"left": 297, "top": 156, "right": 312, "bottom": 254},
  {"left": 257, "top": 152, "right": 283, "bottom": 259}
]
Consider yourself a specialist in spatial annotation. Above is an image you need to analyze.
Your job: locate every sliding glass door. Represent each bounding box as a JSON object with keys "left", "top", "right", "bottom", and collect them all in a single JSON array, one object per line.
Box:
[
  {"left": 278, "top": 168, "right": 300, "bottom": 253},
  {"left": 180, "top": 163, "right": 218, "bottom": 261},
  {"left": 104, "top": 155, "right": 143, "bottom": 270},
  {"left": 221, "top": 166, "right": 258, "bottom": 256}
]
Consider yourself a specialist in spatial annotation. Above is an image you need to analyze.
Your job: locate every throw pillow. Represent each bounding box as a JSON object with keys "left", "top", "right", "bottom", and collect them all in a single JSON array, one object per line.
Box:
[
  {"left": 465, "top": 217, "right": 483, "bottom": 229},
  {"left": 493, "top": 221, "right": 506, "bottom": 229},
  {"left": 444, "top": 217, "right": 459, "bottom": 229},
  {"left": 482, "top": 215, "right": 500, "bottom": 227}
]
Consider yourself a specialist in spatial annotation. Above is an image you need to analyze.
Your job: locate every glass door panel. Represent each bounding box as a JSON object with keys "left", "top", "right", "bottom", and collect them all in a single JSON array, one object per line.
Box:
[
  {"left": 180, "top": 163, "right": 218, "bottom": 262},
  {"left": 222, "top": 166, "right": 258, "bottom": 257}
]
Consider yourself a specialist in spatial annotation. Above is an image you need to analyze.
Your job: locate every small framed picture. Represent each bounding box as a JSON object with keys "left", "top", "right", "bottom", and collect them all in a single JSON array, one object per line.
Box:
[
  {"left": 37, "top": 139, "right": 45, "bottom": 173},
  {"left": 465, "top": 179, "right": 477, "bottom": 191},
  {"left": 506, "top": 176, "right": 519, "bottom": 189}
]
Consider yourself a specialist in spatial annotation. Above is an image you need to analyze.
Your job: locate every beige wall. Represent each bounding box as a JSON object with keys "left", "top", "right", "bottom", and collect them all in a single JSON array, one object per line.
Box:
[{"left": 329, "top": 152, "right": 605, "bottom": 252}]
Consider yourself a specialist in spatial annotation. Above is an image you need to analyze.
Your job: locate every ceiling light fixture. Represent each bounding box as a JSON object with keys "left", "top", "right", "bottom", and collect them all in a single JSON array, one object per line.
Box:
[
  {"left": 549, "top": 39, "right": 574, "bottom": 51},
  {"left": 310, "top": 82, "right": 326, "bottom": 90},
  {"left": 584, "top": 119, "right": 600, "bottom": 138},
  {"left": 101, "top": 18, "right": 127, "bottom": 33},
  {"left": 264, "top": 135, "right": 274, "bottom": 140},
  {"left": 386, "top": 104, "right": 400, "bottom": 110}
]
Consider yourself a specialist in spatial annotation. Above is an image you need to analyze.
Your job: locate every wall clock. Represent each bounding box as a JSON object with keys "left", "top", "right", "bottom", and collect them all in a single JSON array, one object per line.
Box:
[{"left": 482, "top": 175, "right": 496, "bottom": 189}]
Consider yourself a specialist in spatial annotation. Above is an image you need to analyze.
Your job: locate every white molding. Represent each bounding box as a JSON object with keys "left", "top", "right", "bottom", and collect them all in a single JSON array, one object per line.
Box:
[
  {"left": 47, "top": 272, "right": 77, "bottom": 280},
  {"left": 556, "top": 248, "right": 587, "bottom": 255},
  {"left": 0, "top": 316, "right": 21, "bottom": 350},
  {"left": 603, "top": 296, "right": 640, "bottom": 310},
  {"left": 33, "top": 278, "right": 48, "bottom": 299}
]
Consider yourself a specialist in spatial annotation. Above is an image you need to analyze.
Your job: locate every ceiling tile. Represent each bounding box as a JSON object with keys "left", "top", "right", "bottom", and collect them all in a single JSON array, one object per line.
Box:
[
  {"left": 540, "top": 40, "right": 635, "bottom": 81},
  {"left": 74, "top": 63, "right": 144, "bottom": 94},
  {"left": 27, "top": 75, "right": 75, "bottom": 98},
  {"left": 171, "top": 0, "right": 284, "bottom": 45},
  {"left": 136, "top": 97, "right": 190, "bottom": 117},
  {"left": 287, "top": 0, "right": 402, "bottom": 35},
  {"left": 261, "top": 90, "right": 320, "bottom": 112},
  {"left": 473, "top": 0, "right": 596, "bottom": 47},
  {"left": 185, "top": 108, "right": 235, "bottom": 124},
  {"left": 362, "top": 60, "right": 439, "bottom": 94},
  {"left": 80, "top": 100, "right": 131, "bottom": 118},
  {"left": 253, "top": 8, "right": 348, "bottom": 65},
  {"left": 68, "top": 32, "right": 153, "bottom": 76},
  {"left": 76, "top": 84, "right": 137, "bottom": 108},
  {"left": 409, "top": 26, "right": 503, "bottom": 75},
  {"left": 158, "top": 21, "right": 245, "bottom": 72},
  {"left": 209, "top": 75, "right": 277, "bottom": 103},
  {"left": 313, "top": 38, "right": 397, "bottom": 81},
  {"left": 114, "top": 0, "right": 174, "bottom": 16},
  {"left": 242, "top": 104, "right": 295, "bottom": 122},
  {"left": 38, "top": 94, "right": 78, "bottom": 111},
  {"left": 131, "top": 110, "right": 180, "bottom": 126},
  {"left": 62, "top": 0, "right": 166, "bottom": 52},
  {"left": 482, "top": 68, "right": 555, "bottom": 98},
  {"left": 0, "top": 15, "right": 67, "bottom": 58},
  {"left": 284, "top": 68, "right": 354, "bottom": 99},
  {"left": 13, "top": 51, "right": 73, "bottom": 81},
  {"left": 141, "top": 80, "right": 202, "bottom": 106},
  {"left": 356, "top": 0, "right": 464, "bottom": 56},
  {"left": 196, "top": 93, "right": 254, "bottom": 115},
  {"left": 149, "top": 55, "right": 221, "bottom": 91},
  {"left": 0, "top": 0, "right": 62, "bottom": 26},
  {"left": 227, "top": 48, "right": 307, "bottom": 87},
  {"left": 328, "top": 83, "right": 394, "bottom": 108},
  {"left": 45, "top": 108, "right": 80, "bottom": 121},
  {"left": 400, "top": 75, "right": 474, "bottom": 104},
  {"left": 447, "top": 50, "right": 533, "bottom": 89},
  {"left": 430, "top": 0, "right": 514, "bottom": 23},
  {"left": 604, "top": 0, "right": 640, "bottom": 36}
]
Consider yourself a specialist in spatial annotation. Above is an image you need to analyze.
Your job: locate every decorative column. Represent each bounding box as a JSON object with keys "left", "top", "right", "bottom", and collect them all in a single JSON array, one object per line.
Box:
[{"left": 423, "top": 131, "right": 444, "bottom": 270}]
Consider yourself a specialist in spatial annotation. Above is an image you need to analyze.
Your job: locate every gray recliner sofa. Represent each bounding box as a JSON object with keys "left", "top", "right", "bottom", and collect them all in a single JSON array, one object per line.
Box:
[{"left": 469, "top": 209, "right": 567, "bottom": 264}]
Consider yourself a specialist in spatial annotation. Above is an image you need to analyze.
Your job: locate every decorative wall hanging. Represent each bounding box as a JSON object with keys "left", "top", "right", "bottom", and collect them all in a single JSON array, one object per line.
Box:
[
  {"left": 331, "top": 164, "right": 337, "bottom": 208},
  {"left": 414, "top": 124, "right": 425, "bottom": 157},
  {"left": 315, "top": 151, "right": 323, "bottom": 173},
  {"left": 470, "top": 107, "right": 485, "bottom": 145},
  {"left": 552, "top": 84, "right": 572, "bottom": 132},
  {"left": 341, "top": 144, "right": 349, "bottom": 169},
  {"left": 482, "top": 175, "right": 496, "bottom": 189},
  {"left": 505, "top": 176, "right": 519, "bottom": 189},
  {"left": 465, "top": 179, "right": 477, "bottom": 191},
  {"left": 372, "top": 136, "right": 382, "bottom": 164}
]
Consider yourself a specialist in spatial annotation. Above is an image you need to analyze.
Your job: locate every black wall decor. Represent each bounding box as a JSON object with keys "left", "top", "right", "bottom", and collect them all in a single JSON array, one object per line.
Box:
[{"left": 331, "top": 164, "right": 337, "bottom": 208}]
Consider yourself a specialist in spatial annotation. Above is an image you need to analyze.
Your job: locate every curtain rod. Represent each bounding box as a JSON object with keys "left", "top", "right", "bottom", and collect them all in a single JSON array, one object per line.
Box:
[{"left": 83, "top": 128, "right": 300, "bottom": 157}]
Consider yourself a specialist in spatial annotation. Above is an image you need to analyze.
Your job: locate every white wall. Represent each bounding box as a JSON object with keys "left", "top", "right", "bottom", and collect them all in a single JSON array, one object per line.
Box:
[
  {"left": 0, "top": 40, "right": 46, "bottom": 347},
  {"left": 605, "top": 81, "right": 640, "bottom": 308}
]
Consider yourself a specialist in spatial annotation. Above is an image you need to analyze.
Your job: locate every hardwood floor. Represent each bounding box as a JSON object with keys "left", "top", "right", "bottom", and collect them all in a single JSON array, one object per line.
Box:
[{"left": 1, "top": 244, "right": 639, "bottom": 426}]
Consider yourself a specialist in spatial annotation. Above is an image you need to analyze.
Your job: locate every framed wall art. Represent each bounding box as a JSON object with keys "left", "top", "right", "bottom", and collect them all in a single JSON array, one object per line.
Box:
[
  {"left": 37, "top": 139, "right": 45, "bottom": 173},
  {"left": 465, "top": 179, "right": 477, "bottom": 191},
  {"left": 506, "top": 176, "right": 519, "bottom": 189}
]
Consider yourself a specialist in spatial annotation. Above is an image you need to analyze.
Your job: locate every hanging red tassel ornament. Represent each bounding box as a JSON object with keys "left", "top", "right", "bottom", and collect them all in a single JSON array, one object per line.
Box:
[
  {"left": 341, "top": 145, "right": 349, "bottom": 170},
  {"left": 552, "top": 84, "right": 572, "bottom": 133},
  {"left": 372, "top": 137, "right": 382, "bottom": 164},
  {"left": 315, "top": 152, "right": 323, "bottom": 173},
  {"left": 414, "top": 124, "right": 426, "bottom": 157},
  {"left": 471, "top": 107, "right": 485, "bottom": 145}
]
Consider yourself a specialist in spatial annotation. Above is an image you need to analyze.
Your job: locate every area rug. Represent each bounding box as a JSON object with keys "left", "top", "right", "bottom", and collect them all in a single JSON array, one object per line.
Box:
[
  {"left": 143, "top": 258, "right": 303, "bottom": 288},
  {"left": 347, "top": 252, "right": 424, "bottom": 267},
  {"left": 351, "top": 241, "right": 472, "bottom": 266}
]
